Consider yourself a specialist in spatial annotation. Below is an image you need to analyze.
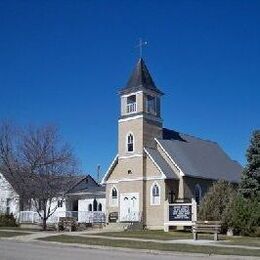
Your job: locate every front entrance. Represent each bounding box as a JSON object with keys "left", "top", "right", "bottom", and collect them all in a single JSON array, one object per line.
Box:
[{"left": 120, "top": 193, "right": 139, "bottom": 222}]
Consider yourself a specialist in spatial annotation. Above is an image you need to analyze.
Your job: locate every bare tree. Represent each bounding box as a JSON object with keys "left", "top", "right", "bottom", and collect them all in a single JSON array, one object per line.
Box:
[{"left": 0, "top": 122, "right": 78, "bottom": 230}]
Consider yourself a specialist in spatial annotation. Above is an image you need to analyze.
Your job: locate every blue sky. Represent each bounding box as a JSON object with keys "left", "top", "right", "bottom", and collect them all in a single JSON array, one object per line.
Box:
[{"left": 0, "top": 0, "right": 259, "bottom": 179}]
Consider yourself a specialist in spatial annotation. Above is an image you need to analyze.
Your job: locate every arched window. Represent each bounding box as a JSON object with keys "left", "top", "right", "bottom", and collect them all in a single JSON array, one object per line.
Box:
[
  {"left": 93, "top": 199, "right": 98, "bottom": 211},
  {"left": 127, "top": 134, "right": 134, "bottom": 152},
  {"left": 151, "top": 183, "right": 160, "bottom": 205},
  {"left": 111, "top": 187, "right": 118, "bottom": 206},
  {"left": 98, "top": 203, "right": 102, "bottom": 212},
  {"left": 88, "top": 204, "right": 92, "bottom": 211},
  {"left": 112, "top": 187, "right": 117, "bottom": 199},
  {"left": 195, "top": 184, "right": 202, "bottom": 205}
]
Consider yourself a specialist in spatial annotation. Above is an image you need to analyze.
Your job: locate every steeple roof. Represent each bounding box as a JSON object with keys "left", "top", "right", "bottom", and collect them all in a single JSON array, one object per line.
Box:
[{"left": 119, "top": 58, "right": 163, "bottom": 95}]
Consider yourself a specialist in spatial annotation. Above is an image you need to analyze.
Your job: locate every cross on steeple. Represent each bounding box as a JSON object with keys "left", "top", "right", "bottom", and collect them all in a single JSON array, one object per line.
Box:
[{"left": 136, "top": 38, "right": 148, "bottom": 58}]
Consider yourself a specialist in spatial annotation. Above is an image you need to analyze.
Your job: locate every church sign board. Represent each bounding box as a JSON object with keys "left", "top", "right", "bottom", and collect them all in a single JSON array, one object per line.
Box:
[{"left": 169, "top": 204, "right": 192, "bottom": 221}]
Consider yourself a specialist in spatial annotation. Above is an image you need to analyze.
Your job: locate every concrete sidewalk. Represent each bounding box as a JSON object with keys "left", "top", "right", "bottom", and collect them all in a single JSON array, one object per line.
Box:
[
  {"left": 3, "top": 231, "right": 60, "bottom": 241},
  {"left": 66, "top": 233, "right": 260, "bottom": 250},
  {"left": 1, "top": 229, "right": 260, "bottom": 251}
]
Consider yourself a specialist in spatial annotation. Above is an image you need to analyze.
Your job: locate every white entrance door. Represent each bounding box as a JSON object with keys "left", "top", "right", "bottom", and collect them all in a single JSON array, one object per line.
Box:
[{"left": 120, "top": 193, "right": 139, "bottom": 222}]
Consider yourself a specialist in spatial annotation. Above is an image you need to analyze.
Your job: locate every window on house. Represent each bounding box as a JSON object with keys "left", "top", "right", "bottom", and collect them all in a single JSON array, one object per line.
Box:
[
  {"left": 6, "top": 198, "right": 11, "bottom": 215},
  {"left": 127, "top": 134, "right": 134, "bottom": 152},
  {"left": 195, "top": 184, "right": 202, "bottom": 205},
  {"left": 151, "top": 183, "right": 160, "bottom": 205},
  {"left": 98, "top": 203, "right": 102, "bottom": 212},
  {"left": 93, "top": 199, "right": 98, "bottom": 211},
  {"left": 88, "top": 204, "right": 92, "bottom": 211},
  {"left": 126, "top": 95, "right": 136, "bottom": 113},
  {"left": 57, "top": 200, "right": 63, "bottom": 208},
  {"left": 111, "top": 187, "right": 118, "bottom": 206}
]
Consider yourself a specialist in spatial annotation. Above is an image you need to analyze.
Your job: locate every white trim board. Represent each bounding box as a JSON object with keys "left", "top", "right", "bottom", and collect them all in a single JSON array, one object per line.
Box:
[
  {"left": 119, "top": 114, "right": 163, "bottom": 123},
  {"left": 119, "top": 154, "right": 143, "bottom": 159},
  {"left": 121, "top": 91, "right": 143, "bottom": 98},
  {"left": 106, "top": 176, "right": 166, "bottom": 184},
  {"left": 101, "top": 154, "right": 118, "bottom": 184}
]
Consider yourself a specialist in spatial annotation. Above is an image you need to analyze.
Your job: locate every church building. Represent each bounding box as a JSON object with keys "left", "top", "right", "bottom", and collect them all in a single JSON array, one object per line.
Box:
[{"left": 102, "top": 58, "right": 242, "bottom": 230}]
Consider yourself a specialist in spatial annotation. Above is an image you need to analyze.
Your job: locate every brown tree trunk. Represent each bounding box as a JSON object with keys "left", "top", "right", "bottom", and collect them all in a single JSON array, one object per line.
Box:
[{"left": 42, "top": 218, "right": 47, "bottom": 231}]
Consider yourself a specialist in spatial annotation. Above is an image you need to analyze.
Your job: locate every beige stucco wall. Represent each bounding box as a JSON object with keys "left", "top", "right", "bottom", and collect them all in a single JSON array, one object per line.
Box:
[
  {"left": 106, "top": 180, "right": 144, "bottom": 217},
  {"left": 118, "top": 118, "right": 144, "bottom": 156},
  {"left": 143, "top": 179, "right": 165, "bottom": 229},
  {"left": 105, "top": 153, "right": 167, "bottom": 228},
  {"left": 143, "top": 155, "right": 161, "bottom": 178},
  {"left": 108, "top": 157, "right": 144, "bottom": 180},
  {"left": 183, "top": 176, "right": 214, "bottom": 199}
]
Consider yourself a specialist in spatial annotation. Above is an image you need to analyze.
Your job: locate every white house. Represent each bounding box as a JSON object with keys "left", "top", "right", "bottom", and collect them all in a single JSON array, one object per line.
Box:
[
  {"left": 0, "top": 172, "right": 20, "bottom": 218},
  {"left": 0, "top": 173, "right": 106, "bottom": 225}
]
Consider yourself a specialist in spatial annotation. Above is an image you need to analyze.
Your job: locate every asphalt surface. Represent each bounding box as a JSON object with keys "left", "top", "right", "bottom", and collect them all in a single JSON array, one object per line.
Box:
[{"left": 0, "top": 239, "right": 256, "bottom": 260}]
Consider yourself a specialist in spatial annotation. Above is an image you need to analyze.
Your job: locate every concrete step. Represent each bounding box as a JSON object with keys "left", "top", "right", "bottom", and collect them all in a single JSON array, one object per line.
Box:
[{"left": 103, "top": 222, "right": 144, "bottom": 232}]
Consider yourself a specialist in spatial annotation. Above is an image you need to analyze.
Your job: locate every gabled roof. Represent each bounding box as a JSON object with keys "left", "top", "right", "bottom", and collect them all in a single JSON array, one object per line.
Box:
[
  {"left": 119, "top": 58, "right": 163, "bottom": 95},
  {"left": 101, "top": 154, "right": 118, "bottom": 184},
  {"left": 0, "top": 171, "right": 89, "bottom": 196},
  {"left": 0, "top": 172, "right": 21, "bottom": 195},
  {"left": 67, "top": 175, "right": 105, "bottom": 195},
  {"left": 144, "top": 147, "right": 179, "bottom": 179},
  {"left": 156, "top": 128, "right": 243, "bottom": 183}
]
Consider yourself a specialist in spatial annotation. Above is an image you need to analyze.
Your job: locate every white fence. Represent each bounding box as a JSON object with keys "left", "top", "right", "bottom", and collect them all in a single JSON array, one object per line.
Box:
[
  {"left": 19, "top": 211, "right": 106, "bottom": 224},
  {"left": 19, "top": 211, "right": 41, "bottom": 224}
]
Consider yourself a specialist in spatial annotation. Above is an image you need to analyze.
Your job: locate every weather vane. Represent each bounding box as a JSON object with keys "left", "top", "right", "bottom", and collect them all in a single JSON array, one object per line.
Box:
[{"left": 136, "top": 38, "right": 148, "bottom": 58}]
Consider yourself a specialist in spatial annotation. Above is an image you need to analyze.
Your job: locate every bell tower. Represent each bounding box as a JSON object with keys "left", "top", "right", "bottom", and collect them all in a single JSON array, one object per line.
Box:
[
  {"left": 103, "top": 58, "right": 165, "bottom": 223},
  {"left": 118, "top": 58, "right": 164, "bottom": 160}
]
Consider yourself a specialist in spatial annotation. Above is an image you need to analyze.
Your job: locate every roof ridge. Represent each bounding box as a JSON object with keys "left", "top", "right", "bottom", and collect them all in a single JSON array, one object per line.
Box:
[{"left": 162, "top": 128, "right": 218, "bottom": 145}]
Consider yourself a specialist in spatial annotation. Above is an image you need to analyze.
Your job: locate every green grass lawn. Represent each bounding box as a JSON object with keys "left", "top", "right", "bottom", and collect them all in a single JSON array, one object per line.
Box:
[
  {"left": 221, "top": 236, "right": 260, "bottom": 247},
  {"left": 0, "top": 231, "right": 32, "bottom": 237},
  {"left": 38, "top": 235, "right": 260, "bottom": 257},
  {"left": 93, "top": 230, "right": 227, "bottom": 241},
  {"left": 94, "top": 230, "right": 260, "bottom": 247},
  {"left": 0, "top": 226, "right": 39, "bottom": 232}
]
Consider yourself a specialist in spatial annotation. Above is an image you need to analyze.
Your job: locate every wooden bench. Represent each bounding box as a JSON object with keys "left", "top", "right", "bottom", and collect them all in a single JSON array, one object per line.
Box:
[{"left": 192, "top": 221, "right": 221, "bottom": 241}]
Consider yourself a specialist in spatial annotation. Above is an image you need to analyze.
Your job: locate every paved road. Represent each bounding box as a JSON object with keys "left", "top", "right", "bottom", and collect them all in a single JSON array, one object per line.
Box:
[{"left": 0, "top": 240, "right": 256, "bottom": 260}]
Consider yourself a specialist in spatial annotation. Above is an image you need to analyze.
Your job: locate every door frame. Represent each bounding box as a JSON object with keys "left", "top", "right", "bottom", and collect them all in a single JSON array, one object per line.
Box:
[{"left": 119, "top": 192, "right": 139, "bottom": 222}]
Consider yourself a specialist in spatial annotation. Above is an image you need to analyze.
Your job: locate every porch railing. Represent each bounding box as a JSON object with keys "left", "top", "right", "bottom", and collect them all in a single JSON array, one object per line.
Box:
[
  {"left": 19, "top": 211, "right": 106, "bottom": 224},
  {"left": 126, "top": 103, "right": 137, "bottom": 113}
]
